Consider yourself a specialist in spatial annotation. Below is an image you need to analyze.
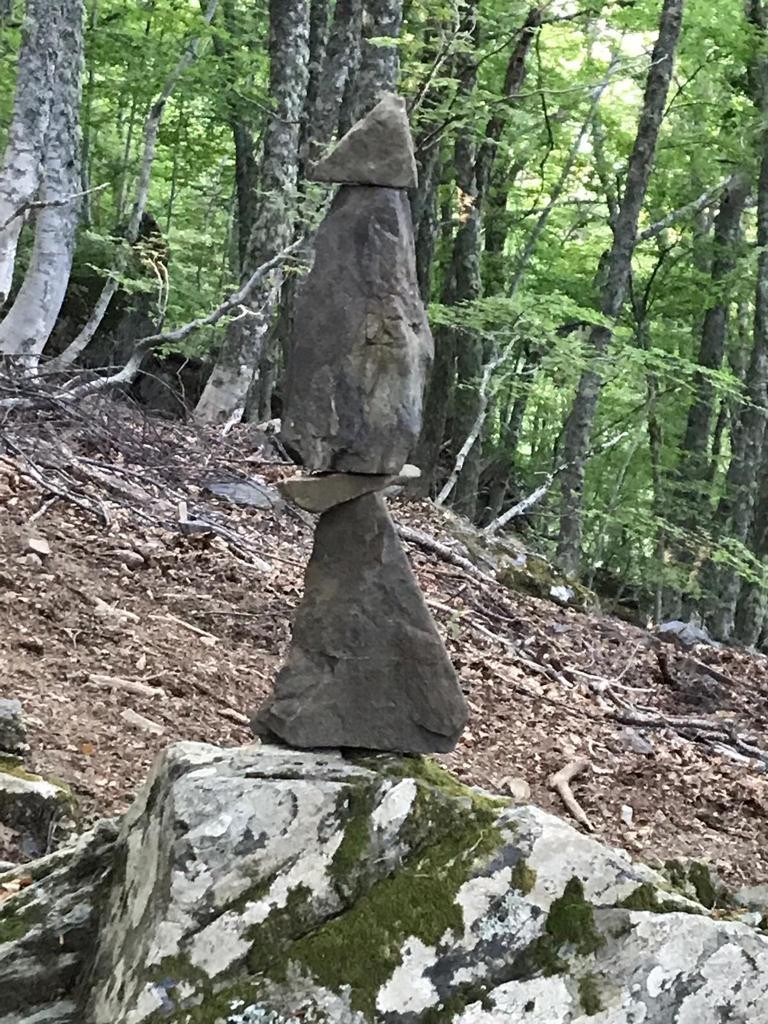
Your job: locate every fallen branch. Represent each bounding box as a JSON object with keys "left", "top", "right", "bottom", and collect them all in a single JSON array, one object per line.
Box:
[
  {"left": 396, "top": 523, "right": 491, "bottom": 583},
  {"left": 1, "top": 242, "right": 302, "bottom": 411},
  {"left": 436, "top": 349, "right": 506, "bottom": 507},
  {"left": 484, "top": 478, "right": 552, "bottom": 536},
  {"left": 0, "top": 432, "right": 109, "bottom": 524},
  {"left": 86, "top": 673, "right": 167, "bottom": 699},
  {"left": 548, "top": 758, "right": 594, "bottom": 831},
  {"left": 615, "top": 708, "right": 768, "bottom": 768},
  {"left": 484, "top": 429, "right": 631, "bottom": 536}
]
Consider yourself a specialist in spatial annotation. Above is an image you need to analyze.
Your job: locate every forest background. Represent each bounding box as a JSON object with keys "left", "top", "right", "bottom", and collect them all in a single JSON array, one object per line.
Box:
[{"left": 2, "top": 0, "right": 768, "bottom": 647}]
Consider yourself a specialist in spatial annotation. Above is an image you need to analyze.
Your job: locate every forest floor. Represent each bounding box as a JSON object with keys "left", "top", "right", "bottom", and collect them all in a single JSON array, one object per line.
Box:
[{"left": 1, "top": 397, "right": 767, "bottom": 889}]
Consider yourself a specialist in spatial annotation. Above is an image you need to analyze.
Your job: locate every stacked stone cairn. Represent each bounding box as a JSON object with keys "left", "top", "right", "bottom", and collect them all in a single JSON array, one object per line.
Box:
[{"left": 252, "top": 94, "right": 468, "bottom": 754}]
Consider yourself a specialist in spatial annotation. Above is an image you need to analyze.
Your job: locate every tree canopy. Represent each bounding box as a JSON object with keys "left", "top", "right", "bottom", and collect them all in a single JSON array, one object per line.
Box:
[{"left": 2, "top": 0, "right": 768, "bottom": 645}]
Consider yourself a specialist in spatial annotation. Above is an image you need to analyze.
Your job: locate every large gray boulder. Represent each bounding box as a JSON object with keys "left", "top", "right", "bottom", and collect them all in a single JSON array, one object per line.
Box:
[
  {"left": 2, "top": 743, "right": 767, "bottom": 1024},
  {"left": 307, "top": 93, "right": 418, "bottom": 189},
  {"left": 280, "top": 185, "right": 433, "bottom": 475},
  {"left": 253, "top": 493, "right": 467, "bottom": 753}
]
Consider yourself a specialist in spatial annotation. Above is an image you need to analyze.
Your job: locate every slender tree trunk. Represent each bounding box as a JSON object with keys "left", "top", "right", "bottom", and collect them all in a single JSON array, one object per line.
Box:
[
  {"left": 677, "top": 173, "right": 749, "bottom": 500},
  {"left": 249, "top": 0, "right": 363, "bottom": 423},
  {"left": 412, "top": 2, "right": 480, "bottom": 497},
  {"left": 556, "top": 0, "right": 685, "bottom": 575},
  {"left": 415, "top": 7, "right": 540, "bottom": 499},
  {"left": 706, "top": 138, "right": 768, "bottom": 639},
  {"left": 0, "top": 0, "right": 84, "bottom": 366},
  {"left": 350, "top": 0, "right": 403, "bottom": 121},
  {"left": 45, "top": 0, "right": 219, "bottom": 374},
  {"left": 450, "top": 7, "right": 542, "bottom": 519},
  {"left": 211, "top": 0, "right": 257, "bottom": 276},
  {"left": 304, "top": 0, "right": 362, "bottom": 167},
  {"left": 194, "top": 0, "right": 310, "bottom": 424},
  {"left": 0, "top": 0, "right": 58, "bottom": 306}
]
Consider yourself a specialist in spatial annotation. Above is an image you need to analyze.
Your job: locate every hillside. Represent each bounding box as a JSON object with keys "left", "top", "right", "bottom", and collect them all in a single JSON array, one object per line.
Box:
[{"left": 1, "top": 400, "right": 767, "bottom": 887}]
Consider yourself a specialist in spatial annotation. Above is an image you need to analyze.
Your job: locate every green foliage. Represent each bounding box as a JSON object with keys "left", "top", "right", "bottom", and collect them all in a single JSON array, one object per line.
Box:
[{"left": 3, "top": 0, "right": 768, "bottom": 629}]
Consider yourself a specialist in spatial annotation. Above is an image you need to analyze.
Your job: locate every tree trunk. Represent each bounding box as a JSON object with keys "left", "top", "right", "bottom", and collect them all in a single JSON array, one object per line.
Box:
[
  {"left": 556, "top": 0, "right": 685, "bottom": 575},
  {"left": 412, "top": 2, "right": 480, "bottom": 497},
  {"left": 349, "top": 0, "right": 403, "bottom": 121},
  {"left": 211, "top": 0, "right": 258, "bottom": 276},
  {"left": 250, "top": 0, "right": 363, "bottom": 424},
  {"left": 706, "top": 137, "right": 768, "bottom": 639},
  {"left": 0, "top": 0, "right": 84, "bottom": 366},
  {"left": 194, "top": 0, "right": 310, "bottom": 424},
  {"left": 450, "top": 7, "right": 542, "bottom": 519},
  {"left": 678, "top": 173, "right": 749, "bottom": 501},
  {"left": 303, "top": 0, "right": 362, "bottom": 167},
  {"left": 0, "top": 0, "right": 58, "bottom": 306}
]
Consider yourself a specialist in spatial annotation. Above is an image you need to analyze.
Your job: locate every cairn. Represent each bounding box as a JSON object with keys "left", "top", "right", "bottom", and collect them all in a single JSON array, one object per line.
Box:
[{"left": 252, "top": 95, "right": 467, "bottom": 754}]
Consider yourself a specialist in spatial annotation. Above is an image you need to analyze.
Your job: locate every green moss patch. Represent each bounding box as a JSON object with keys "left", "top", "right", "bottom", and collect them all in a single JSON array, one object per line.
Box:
[
  {"left": 0, "top": 913, "right": 31, "bottom": 944},
  {"left": 620, "top": 881, "right": 705, "bottom": 916},
  {"left": 0, "top": 759, "right": 42, "bottom": 783},
  {"left": 663, "top": 860, "right": 732, "bottom": 911},
  {"left": 269, "top": 786, "right": 502, "bottom": 1018},
  {"left": 578, "top": 974, "right": 603, "bottom": 1015},
  {"left": 511, "top": 859, "right": 537, "bottom": 896},
  {"left": 513, "top": 877, "right": 604, "bottom": 979},
  {"left": 328, "top": 782, "right": 377, "bottom": 897}
]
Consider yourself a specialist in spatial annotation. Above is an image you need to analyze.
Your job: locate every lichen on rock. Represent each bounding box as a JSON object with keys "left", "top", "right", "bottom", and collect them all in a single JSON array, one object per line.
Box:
[{"left": 1, "top": 742, "right": 767, "bottom": 1023}]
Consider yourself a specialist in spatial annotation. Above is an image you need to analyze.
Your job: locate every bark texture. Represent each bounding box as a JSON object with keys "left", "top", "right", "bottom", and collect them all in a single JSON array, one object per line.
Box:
[
  {"left": 707, "top": 99, "right": 768, "bottom": 638},
  {"left": 350, "top": 0, "right": 403, "bottom": 121},
  {"left": 556, "top": 0, "right": 685, "bottom": 575},
  {"left": 194, "top": 0, "right": 310, "bottom": 424},
  {"left": 0, "top": 0, "right": 58, "bottom": 306},
  {"left": 678, "top": 173, "right": 749, "bottom": 501},
  {"left": 0, "top": 0, "right": 84, "bottom": 365}
]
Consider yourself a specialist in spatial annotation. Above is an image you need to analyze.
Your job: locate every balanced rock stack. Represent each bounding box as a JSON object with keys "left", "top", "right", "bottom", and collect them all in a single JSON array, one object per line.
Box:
[{"left": 253, "top": 95, "right": 467, "bottom": 754}]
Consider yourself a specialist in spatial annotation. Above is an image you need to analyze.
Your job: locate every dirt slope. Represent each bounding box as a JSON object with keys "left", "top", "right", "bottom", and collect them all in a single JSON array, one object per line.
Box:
[{"left": 1, "top": 401, "right": 766, "bottom": 887}]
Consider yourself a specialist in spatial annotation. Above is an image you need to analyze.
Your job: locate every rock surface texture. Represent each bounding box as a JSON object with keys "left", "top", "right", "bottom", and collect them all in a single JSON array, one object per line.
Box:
[
  {"left": 1, "top": 742, "right": 767, "bottom": 1024},
  {"left": 254, "top": 494, "right": 467, "bottom": 752},
  {"left": 307, "top": 93, "right": 418, "bottom": 189},
  {"left": 279, "top": 465, "right": 421, "bottom": 513},
  {"left": 0, "top": 700, "right": 27, "bottom": 758},
  {"left": 280, "top": 184, "right": 432, "bottom": 475}
]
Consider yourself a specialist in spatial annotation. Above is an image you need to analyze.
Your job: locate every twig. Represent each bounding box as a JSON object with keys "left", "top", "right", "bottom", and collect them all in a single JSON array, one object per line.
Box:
[
  {"left": 548, "top": 758, "right": 594, "bottom": 831},
  {"left": 86, "top": 673, "right": 167, "bottom": 699},
  {"left": 0, "top": 183, "right": 109, "bottom": 233},
  {"left": 159, "top": 612, "right": 219, "bottom": 642}
]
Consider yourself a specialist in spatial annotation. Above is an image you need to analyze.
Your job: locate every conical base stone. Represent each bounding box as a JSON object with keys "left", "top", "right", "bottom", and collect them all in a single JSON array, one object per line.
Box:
[{"left": 253, "top": 494, "right": 467, "bottom": 753}]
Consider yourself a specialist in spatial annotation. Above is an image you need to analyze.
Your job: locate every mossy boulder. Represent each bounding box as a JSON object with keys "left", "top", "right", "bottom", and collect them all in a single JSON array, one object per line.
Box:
[{"left": 2, "top": 743, "right": 768, "bottom": 1023}]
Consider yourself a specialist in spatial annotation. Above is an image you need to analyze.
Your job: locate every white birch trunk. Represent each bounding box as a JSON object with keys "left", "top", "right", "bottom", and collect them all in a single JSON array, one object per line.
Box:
[
  {"left": 0, "top": 0, "right": 85, "bottom": 367},
  {"left": 0, "top": 0, "right": 58, "bottom": 305}
]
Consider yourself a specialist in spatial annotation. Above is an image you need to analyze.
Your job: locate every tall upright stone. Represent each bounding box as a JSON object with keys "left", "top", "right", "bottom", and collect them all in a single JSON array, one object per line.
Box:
[
  {"left": 254, "top": 494, "right": 467, "bottom": 753},
  {"left": 280, "top": 98, "right": 431, "bottom": 475},
  {"left": 254, "top": 94, "right": 466, "bottom": 754}
]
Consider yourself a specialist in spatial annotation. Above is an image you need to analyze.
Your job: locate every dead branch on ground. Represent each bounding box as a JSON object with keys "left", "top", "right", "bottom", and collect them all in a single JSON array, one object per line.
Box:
[{"left": 549, "top": 758, "right": 594, "bottom": 831}]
